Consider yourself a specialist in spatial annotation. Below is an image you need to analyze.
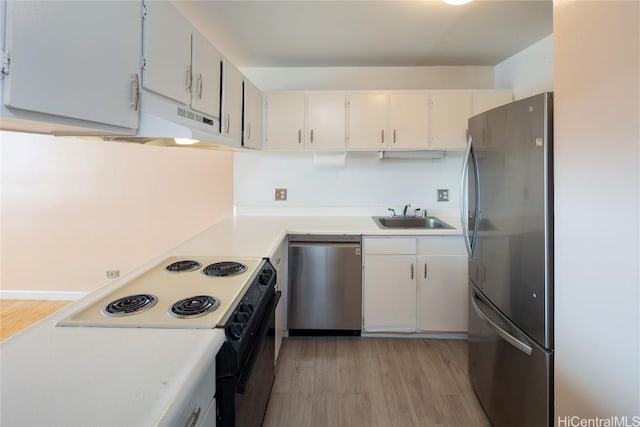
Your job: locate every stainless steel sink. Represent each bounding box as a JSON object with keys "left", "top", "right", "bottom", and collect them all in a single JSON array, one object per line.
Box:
[{"left": 372, "top": 216, "right": 454, "bottom": 229}]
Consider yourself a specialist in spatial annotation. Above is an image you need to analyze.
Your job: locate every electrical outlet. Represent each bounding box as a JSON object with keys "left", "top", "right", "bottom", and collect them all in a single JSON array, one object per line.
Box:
[
  {"left": 437, "top": 189, "right": 450, "bottom": 202},
  {"left": 106, "top": 270, "right": 120, "bottom": 279},
  {"left": 275, "top": 188, "right": 287, "bottom": 201}
]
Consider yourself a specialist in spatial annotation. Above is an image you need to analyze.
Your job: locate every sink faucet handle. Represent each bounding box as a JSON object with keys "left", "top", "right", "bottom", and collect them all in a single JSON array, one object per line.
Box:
[
  {"left": 388, "top": 208, "right": 397, "bottom": 217},
  {"left": 403, "top": 203, "right": 411, "bottom": 216},
  {"left": 414, "top": 208, "right": 422, "bottom": 217}
]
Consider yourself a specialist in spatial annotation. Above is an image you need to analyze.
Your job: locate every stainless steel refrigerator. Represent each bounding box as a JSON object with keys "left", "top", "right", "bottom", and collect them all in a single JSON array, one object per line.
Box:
[{"left": 461, "top": 92, "right": 553, "bottom": 427}]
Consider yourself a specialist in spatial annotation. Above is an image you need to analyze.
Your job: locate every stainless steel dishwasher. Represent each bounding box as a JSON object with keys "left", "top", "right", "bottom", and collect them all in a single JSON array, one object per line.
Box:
[{"left": 288, "top": 234, "right": 362, "bottom": 335}]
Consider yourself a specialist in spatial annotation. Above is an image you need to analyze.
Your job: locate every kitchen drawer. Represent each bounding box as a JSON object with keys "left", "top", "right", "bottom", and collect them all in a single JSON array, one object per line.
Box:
[
  {"left": 418, "top": 237, "right": 466, "bottom": 256},
  {"left": 364, "top": 237, "right": 416, "bottom": 255}
]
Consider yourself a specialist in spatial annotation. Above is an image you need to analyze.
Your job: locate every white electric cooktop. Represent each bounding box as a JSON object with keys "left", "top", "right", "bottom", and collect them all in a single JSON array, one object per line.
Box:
[{"left": 57, "top": 256, "right": 264, "bottom": 329}]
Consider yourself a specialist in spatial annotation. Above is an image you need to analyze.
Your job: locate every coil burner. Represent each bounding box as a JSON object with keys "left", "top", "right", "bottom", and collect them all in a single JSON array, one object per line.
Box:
[{"left": 169, "top": 295, "right": 220, "bottom": 318}]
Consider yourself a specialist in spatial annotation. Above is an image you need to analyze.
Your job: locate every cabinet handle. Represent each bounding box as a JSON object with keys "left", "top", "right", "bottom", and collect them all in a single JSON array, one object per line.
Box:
[
  {"left": 411, "top": 263, "right": 414, "bottom": 280},
  {"left": 130, "top": 74, "right": 140, "bottom": 111},
  {"left": 381, "top": 129, "right": 385, "bottom": 143},
  {"left": 247, "top": 123, "right": 251, "bottom": 140},
  {"left": 226, "top": 113, "right": 230, "bottom": 134},
  {"left": 393, "top": 129, "right": 397, "bottom": 143},
  {"left": 424, "top": 263, "right": 427, "bottom": 279},
  {"left": 195, "top": 73, "right": 203, "bottom": 99},
  {"left": 310, "top": 129, "right": 314, "bottom": 143},
  {"left": 298, "top": 129, "right": 302, "bottom": 144},
  {"left": 185, "top": 65, "right": 192, "bottom": 91}
]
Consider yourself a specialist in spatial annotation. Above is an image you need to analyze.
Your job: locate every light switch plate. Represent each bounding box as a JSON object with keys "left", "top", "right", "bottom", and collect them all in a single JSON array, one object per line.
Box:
[
  {"left": 275, "top": 188, "right": 287, "bottom": 201},
  {"left": 437, "top": 189, "right": 449, "bottom": 202}
]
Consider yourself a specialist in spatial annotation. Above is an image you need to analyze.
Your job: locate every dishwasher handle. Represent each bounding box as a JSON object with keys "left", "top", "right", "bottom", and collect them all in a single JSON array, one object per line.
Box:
[{"left": 288, "top": 234, "right": 361, "bottom": 244}]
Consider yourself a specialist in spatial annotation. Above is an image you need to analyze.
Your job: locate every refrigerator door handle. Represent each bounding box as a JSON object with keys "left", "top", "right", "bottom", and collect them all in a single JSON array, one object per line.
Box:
[
  {"left": 471, "top": 291, "right": 533, "bottom": 356},
  {"left": 470, "top": 142, "right": 481, "bottom": 253},
  {"left": 460, "top": 135, "right": 473, "bottom": 257}
]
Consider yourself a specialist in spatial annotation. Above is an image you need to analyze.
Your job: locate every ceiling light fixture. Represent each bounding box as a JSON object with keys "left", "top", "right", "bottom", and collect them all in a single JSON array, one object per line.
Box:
[{"left": 443, "top": 0, "right": 473, "bottom": 5}]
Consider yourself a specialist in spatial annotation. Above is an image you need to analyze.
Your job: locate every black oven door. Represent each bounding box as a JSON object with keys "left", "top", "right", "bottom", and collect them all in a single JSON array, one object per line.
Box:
[{"left": 218, "top": 290, "right": 280, "bottom": 427}]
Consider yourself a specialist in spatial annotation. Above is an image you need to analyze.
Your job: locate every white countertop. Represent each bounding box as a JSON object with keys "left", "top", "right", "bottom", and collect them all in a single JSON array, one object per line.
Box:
[
  {"left": 0, "top": 214, "right": 463, "bottom": 426},
  {"left": 177, "top": 214, "right": 463, "bottom": 259}
]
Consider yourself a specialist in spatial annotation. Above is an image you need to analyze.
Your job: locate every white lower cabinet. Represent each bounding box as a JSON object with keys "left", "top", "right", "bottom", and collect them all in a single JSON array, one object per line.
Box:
[
  {"left": 363, "top": 236, "right": 468, "bottom": 333},
  {"left": 417, "top": 237, "right": 468, "bottom": 332},
  {"left": 364, "top": 253, "right": 417, "bottom": 332}
]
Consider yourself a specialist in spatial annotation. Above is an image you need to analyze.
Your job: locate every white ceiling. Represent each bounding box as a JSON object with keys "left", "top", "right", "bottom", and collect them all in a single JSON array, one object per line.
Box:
[{"left": 172, "top": 0, "right": 553, "bottom": 68}]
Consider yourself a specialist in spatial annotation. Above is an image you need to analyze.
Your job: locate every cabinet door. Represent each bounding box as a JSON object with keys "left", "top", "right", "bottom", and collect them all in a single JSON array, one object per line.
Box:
[
  {"left": 347, "top": 93, "right": 387, "bottom": 149},
  {"left": 364, "top": 255, "right": 417, "bottom": 332},
  {"left": 388, "top": 93, "right": 429, "bottom": 149},
  {"left": 306, "top": 93, "right": 346, "bottom": 150},
  {"left": 221, "top": 59, "right": 243, "bottom": 144},
  {"left": 272, "top": 239, "right": 287, "bottom": 362},
  {"left": 243, "top": 80, "right": 263, "bottom": 149},
  {"left": 190, "top": 32, "right": 221, "bottom": 119},
  {"left": 3, "top": 1, "right": 141, "bottom": 129},
  {"left": 266, "top": 93, "right": 305, "bottom": 150},
  {"left": 418, "top": 255, "right": 468, "bottom": 332},
  {"left": 143, "top": 1, "right": 192, "bottom": 105},
  {"left": 472, "top": 91, "right": 513, "bottom": 116},
  {"left": 429, "top": 92, "right": 471, "bottom": 150}
]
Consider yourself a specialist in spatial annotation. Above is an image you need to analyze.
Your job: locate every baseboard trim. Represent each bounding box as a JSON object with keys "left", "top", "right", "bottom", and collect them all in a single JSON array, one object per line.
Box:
[
  {"left": 0, "top": 290, "right": 88, "bottom": 301},
  {"left": 361, "top": 332, "right": 468, "bottom": 340}
]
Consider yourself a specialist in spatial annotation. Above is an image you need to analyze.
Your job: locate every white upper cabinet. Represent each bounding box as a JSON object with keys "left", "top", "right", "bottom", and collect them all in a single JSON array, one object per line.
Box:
[
  {"left": 243, "top": 79, "right": 262, "bottom": 149},
  {"left": 266, "top": 93, "right": 306, "bottom": 150},
  {"left": 347, "top": 93, "right": 387, "bottom": 149},
  {"left": 2, "top": 0, "right": 142, "bottom": 130},
  {"left": 471, "top": 91, "right": 513, "bottom": 116},
  {"left": 190, "top": 32, "right": 222, "bottom": 118},
  {"left": 142, "top": 1, "right": 192, "bottom": 105},
  {"left": 428, "top": 92, "right": 472, "bottom": 150},
  {"left": 143, "top": 1, "right": 222, "bottom": 120},
  {"left": 221, "top": 59, "right": 243, "bottom": 144},
  {"left": 306, "top": 93, "right": 346, "bottom": 150},
  {"left": 388, "top": 93, "right": 429, "bottom": 149}
]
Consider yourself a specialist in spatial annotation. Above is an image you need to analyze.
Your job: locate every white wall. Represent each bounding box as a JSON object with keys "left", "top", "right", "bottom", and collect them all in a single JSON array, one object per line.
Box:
[
  {"left": 241, "top": 66, "right": 494, "bottom": 91},
  {"left": 234, "top": 150, "right": 462, "bottom": 215},
  {"left": 0, "top": 133, "right": 234, "bottom": 295},
  {"left": 554, "top": 0, "right": 639, "bottom": 421},
  {"left": 495, "top": 34, "right": 553, "bottom": 100}
]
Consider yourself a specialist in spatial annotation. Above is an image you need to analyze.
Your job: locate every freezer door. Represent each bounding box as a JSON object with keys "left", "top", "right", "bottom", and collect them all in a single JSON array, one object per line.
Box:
[
  {"left": 474, "top": 93, "right": 553, "bottom": 348},
  {"left": 468, "top": 284, "right": 552, "bottom": 427}
]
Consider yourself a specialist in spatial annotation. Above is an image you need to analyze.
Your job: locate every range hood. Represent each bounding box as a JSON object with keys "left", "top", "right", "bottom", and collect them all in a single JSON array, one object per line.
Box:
[
  {"left": 112, "top": 90, "right": 237, "bottom": 149},
  {"left": 378, "top": 150, "right": 446, "bottom": 159},
  {"left": 62, "top": 89, "right": 238, "bottom": 150}
]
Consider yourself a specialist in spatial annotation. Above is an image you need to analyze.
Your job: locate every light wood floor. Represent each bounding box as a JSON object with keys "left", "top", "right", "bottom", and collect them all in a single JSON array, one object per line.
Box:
[
  {"left": 0, "top": 299, "right": 71, "bottom": 341},
  {"left": 264, "top": 336, "right": 490, "bottom": 427}
]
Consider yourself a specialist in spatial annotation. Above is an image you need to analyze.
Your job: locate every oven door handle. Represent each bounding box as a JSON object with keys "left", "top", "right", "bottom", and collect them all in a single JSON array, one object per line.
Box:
[{"left": 236, "top": 291, "right": 280, "bottom": 394}]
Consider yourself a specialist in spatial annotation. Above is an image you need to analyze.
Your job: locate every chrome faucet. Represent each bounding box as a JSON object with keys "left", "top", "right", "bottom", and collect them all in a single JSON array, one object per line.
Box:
[
  {"left": 403, "top": 204, "right": 411, "bottom": 216},
  {"left": 388, "top": 208, "right": 397, "bottom": 217}
]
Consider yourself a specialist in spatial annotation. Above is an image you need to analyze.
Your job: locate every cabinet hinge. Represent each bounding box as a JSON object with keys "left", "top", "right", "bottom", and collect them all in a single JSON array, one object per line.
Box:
[
  {"left": 1, "top": 50, "right": 10, "bottom": 76},
  {"left": 142, "top": 3, "right": 148, "bottom": 19},
  {"left": 141, "top": 57, "right": 147, "bottom": 70}
]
